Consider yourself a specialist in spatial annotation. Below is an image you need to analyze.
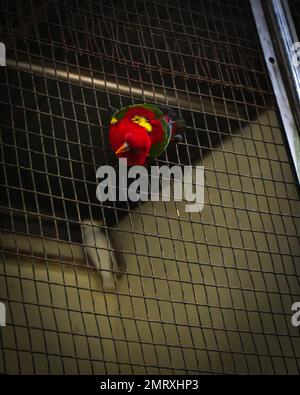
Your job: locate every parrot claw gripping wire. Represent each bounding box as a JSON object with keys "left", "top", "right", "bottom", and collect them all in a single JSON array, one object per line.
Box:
[{"left": 82, "top": 220, "right": 117, "bottom": 291}]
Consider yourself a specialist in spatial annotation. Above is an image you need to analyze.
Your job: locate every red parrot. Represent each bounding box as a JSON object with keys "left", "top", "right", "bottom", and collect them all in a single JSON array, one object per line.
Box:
[{"left": 109, "top": 103, "right": 185, "bottom": 166}]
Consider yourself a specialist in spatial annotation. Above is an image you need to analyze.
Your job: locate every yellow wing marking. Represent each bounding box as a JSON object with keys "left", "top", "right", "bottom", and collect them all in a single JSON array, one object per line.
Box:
[{"left": 132, "top": 115, "right": 152, "bottom": 133}]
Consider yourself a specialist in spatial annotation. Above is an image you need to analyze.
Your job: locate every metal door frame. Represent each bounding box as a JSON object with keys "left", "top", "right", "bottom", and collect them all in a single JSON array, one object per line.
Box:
[{"left": 250, "top": 0, "right": 300, "bottom": 184}]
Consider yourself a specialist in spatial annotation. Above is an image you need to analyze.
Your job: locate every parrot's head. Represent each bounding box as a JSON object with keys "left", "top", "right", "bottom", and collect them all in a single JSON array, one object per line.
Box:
[
  {"left": 113, "top": 128, "right": 151, "bottom": 166},
  {"left": 109, "top": 107, "right": 155, "bottom": 166}
]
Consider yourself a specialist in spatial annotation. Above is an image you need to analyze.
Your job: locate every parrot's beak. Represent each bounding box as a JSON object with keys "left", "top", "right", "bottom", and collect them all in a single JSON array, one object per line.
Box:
[{"left": 115, "top": 142, "right": 130, "bottom": 156}]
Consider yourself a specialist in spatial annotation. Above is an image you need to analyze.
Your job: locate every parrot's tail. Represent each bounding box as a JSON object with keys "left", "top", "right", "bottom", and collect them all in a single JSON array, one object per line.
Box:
[
  {"left": 81, "top": 219, "right": 117, "bottom": 291},
  {"left": 171, "top": 118, "right": 186, "bottom": 142},
  {"left": 173, "top": 118, "right": 186, "bottom": 133}
]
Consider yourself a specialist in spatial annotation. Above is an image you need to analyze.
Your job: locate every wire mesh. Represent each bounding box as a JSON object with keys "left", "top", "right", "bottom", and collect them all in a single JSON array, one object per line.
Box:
[{"left": 0, "top": 0, "right": 299, "bottom": 374}]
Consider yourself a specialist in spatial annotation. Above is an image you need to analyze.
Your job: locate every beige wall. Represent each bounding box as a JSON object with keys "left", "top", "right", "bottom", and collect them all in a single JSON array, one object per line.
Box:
[{"left": 1, "top": 111, "right": 299, "bottom": 374}]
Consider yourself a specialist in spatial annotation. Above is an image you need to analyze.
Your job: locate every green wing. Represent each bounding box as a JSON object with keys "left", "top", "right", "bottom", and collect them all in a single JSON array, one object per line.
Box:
[
  {"left": 149, "top": 116, "right": 172, "bottom": 159},
  {"left": 140, "top": 104, "right": 173, "bottom": 158}
]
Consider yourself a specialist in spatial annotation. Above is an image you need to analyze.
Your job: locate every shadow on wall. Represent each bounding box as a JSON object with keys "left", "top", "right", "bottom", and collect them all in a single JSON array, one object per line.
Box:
[{"left": 0, "top": 111, "right": 300, "bottom": 374}]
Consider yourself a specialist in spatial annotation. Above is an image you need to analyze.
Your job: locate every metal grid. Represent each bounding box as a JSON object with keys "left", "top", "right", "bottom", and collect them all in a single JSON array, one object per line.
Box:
[{"left": 0, "top": 0, "right": 299, "bottom": 374}]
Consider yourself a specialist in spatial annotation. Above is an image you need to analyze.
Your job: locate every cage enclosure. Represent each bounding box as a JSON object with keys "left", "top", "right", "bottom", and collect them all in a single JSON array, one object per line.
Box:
[{"left": 0, "top": 0, "right": 299, "bottom": 374}]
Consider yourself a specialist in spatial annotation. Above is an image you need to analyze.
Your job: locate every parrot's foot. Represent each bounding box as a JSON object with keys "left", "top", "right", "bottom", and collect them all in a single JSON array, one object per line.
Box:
[
  {"left": 160, "top": 104, "right": 178, "bottom": 120},
  {"left": 82, "top": 219, "right": 117, "bottom": 291}
]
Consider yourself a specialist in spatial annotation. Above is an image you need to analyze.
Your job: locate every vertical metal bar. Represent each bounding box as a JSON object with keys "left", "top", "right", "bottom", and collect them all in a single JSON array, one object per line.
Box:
[
  {"left": 250, "top": 0, "right": 300, "bottom": 184},
  {"left": 267, "top": 0, "right": 300, "bottom": 113}
]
